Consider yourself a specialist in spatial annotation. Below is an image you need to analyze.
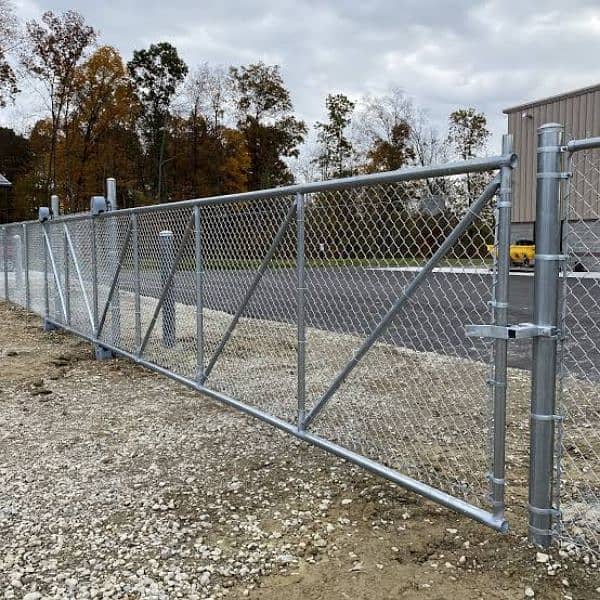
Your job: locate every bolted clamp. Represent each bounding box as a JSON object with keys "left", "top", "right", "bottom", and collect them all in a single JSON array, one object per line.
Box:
[{"left": 465, "top": 323, "right": 559, "bottom": 340}]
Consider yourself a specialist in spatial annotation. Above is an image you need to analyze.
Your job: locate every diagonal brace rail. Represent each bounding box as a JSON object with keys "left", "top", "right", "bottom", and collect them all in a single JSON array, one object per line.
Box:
[
  {"left": 42, "top": 226, "right": 68, "bottom": 322},
  {"left": 96, "top": 218, "right": 133, "bottom": 338},
  {"left": 200, "top": 199, "right": 298, "bottom": 383},
  {"left": 63, "top": 224, "right": 95, "bottom": 329},
  {"left": 302, "top": 175, "right": 502, "bottom": 430},
  {"left": 138, "top": 214, "right": 195, "bottom": 355}
]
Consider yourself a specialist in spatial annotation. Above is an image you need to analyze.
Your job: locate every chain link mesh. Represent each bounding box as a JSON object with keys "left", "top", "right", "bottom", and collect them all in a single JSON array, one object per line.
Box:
[
  {"left": 556, "top": 147, "right": 600, "bottom": 556},
  {"left": 0, "top": 168, "right": 505, "bottom": 525}
]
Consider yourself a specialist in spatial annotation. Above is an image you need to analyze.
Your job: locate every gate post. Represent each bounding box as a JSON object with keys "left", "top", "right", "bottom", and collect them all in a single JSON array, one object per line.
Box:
[
  {"left": 529, "top": 123, "right": 563, "bottom": 547},
  {"left": 296, "top": 193, "right": 307, "bottom": 430},
  {"left": 490, "top": 134, "right": 513, "bottom": 522}
]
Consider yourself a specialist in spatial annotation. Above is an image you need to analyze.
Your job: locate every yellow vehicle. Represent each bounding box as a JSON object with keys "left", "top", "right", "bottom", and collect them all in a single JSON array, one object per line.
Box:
[{"left": 487, "top": 239, "right": 535, "bottom": 267}]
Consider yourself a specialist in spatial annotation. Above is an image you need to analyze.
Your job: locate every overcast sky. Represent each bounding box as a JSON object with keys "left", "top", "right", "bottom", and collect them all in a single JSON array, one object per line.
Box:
[{"left": 5, "top": 0, "right": 600, "bottom": 152}]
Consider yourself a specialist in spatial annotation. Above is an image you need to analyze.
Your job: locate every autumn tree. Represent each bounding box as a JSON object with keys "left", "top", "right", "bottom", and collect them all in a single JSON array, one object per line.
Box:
[
  {"left": 448, "top": 107, "right": 490, "bottom": 161},
  {"left": 354, "top": 88, "right": 415, "bottom": 172},
  {"left": 21, "top": 10, "right": 97, "bottom": 198},
  {"left": 315, "top": 93, "right": 355, "bottom": 179},
  {"left": 229, "top": 62, "right": 306, "bottom": 189},
  {"left": 448, "top": 107, "right": 490, "bottom": 200},
  {"left": 127, "top": 42, "right": 188, "bottom": 202},
  {"left": 62, "top": 46, "right": 138, "bottom": 210},
  {"left": 0, "top": 0, "right": 18, "bottom": 108}
]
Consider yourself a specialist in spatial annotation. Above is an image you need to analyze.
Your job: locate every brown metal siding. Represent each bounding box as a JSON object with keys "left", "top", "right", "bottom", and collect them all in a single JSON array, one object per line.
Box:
[{"left": 507, "top": 88, "right": 600, "bottom": 222}]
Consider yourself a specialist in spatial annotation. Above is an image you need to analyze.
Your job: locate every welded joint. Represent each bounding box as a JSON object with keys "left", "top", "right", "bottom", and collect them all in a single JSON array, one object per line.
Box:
[{"left": 496, "top": 201, "right": 512, "bottom": 208}]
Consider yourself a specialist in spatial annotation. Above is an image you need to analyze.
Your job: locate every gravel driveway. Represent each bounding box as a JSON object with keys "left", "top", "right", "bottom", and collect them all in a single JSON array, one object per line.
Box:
[{"left": 0, "top": 302, "right": 598, "bottom": 599}]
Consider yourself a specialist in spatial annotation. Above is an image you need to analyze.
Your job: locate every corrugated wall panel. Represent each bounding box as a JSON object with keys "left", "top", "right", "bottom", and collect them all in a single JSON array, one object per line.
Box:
[{"left": 508, "top": 89, "right": 600, "bottom": 222}]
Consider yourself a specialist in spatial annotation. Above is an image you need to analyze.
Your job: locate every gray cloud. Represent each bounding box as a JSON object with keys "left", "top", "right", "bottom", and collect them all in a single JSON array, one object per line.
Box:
[{"left": 6, "top": 0, "right": 600, "bottom": 151}]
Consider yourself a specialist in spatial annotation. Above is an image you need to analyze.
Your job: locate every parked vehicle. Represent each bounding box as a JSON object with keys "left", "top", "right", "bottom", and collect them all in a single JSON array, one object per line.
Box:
[{"left": 487, "top": 239, "right": 535, "bottom": 267}]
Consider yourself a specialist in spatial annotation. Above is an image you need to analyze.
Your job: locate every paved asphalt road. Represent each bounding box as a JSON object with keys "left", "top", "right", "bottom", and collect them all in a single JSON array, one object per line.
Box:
[{"left": 129, "top": 266, "right": 600, "bottom": 378}]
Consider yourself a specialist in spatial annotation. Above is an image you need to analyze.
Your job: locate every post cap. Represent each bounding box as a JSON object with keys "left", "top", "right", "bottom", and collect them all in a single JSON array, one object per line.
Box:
[{"left": 38, "top": 207, "right": 51, "bottom": 222}]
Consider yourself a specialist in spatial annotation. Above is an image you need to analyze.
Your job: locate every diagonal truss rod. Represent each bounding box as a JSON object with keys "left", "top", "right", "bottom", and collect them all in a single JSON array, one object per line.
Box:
[
  {"left": 96, "top": 218, "right": 133, "bottom": 338},
  {"left": 63, "top": 224, "right": 95, "bottom": 329},
  {"left": 200, "top": 199, "right": 298, "bottom": 383},
  {"left": 302, "top": 175, "right": 502, "bottom": 430},
  {"left": 42, "top": 226, "right": 68, "bottom": 322},
  {"left": 138, "top": 214, "right": 195, "bottom": 356}
]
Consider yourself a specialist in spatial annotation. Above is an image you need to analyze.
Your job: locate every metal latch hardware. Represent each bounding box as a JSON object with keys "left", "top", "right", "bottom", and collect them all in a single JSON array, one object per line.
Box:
[{"left": 465, "top": 323, "right": 558, "bottom": 340}]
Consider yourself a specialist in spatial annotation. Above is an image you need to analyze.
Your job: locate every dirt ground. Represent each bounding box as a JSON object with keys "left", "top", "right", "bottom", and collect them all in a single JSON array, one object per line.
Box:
[{"left": 0, "top": 302, "right": 599, "bottom": 599}]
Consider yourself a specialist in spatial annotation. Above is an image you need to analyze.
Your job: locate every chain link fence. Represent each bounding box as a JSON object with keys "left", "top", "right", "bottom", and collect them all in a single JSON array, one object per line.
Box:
[
  {"left": 556, "top": 145, "right": 600, "bottom": 555},
  {"left": 0, "top": 155, "right": 514, "bottom": 534}
]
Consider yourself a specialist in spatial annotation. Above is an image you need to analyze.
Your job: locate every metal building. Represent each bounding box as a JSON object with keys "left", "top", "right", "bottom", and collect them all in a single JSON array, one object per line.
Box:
[{"left": 504, "top": 83, "right": 600, "bottom": 245}]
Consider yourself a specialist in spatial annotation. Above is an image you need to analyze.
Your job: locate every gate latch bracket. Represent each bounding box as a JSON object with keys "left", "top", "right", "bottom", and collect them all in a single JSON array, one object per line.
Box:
[{"left": 465, "top": 323, "right": 558, "bottom": 340}]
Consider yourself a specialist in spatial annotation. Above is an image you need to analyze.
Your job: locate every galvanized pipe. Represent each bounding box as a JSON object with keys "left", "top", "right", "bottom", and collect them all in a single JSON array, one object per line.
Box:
[
  {"left": 194, "top": 205, "right": 204, "bottom": 381},
  {"left": 296, "top": 192, "right": 307, "bottom": 430},
  {"left": 42, "top": 227, "right": 68, "bottom": 321},
  {"left": 139, "top": 215, "right": 194, "bottom": 355},
  {"left": 23, "top": 224, "right": 30, "bottom": 311},
  {"left": 43, "top": 315, "right": 508, "bottom": 534},
  {"left": 64, "top": 224, "right": 95, "bottom": 330},
  {"left": 303, "top": 175, "right": 502, "bottom": 429},
  {"left": 489, "top": 134, "right": 514, "bottom": 521},
  {"left": 96, "top": 220, "right": 133, "bottom": 338},
  {"left": 41, "top": 154, "right": 515, "bottom": 226},
  {"left": 528, "top": 123, "right": 563, "bottom": 547},
  {"left": 565, "top": 136, "right": 600, "bottom": 153}
]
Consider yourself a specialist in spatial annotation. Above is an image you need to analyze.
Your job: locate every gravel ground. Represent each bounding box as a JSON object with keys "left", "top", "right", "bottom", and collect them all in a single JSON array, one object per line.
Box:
[{"left": 0, "top": 301, "right": 599, "bottom": 599}]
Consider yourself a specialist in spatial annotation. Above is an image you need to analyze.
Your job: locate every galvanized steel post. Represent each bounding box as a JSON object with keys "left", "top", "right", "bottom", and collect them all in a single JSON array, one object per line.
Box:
[
  {"left": 159, "top": 230, "right": 176, "bottom": 348},
  {"left": 489, "top": 134, "right": 513, "bottom": 522},
  {"left": 194, "top": 205, "right": 204, "bottom": 381},
  {"left": 51, "top": 194, "right": 59, "bottom": 218},
  {"left": 23, "top": 224, "right": 30, "bottom": 311},
  {"left": 296, "top": 193, "right": 307, "bottom": 430},
  {"left": 528, "top": 123, "right": 563, "bottom": 547}
]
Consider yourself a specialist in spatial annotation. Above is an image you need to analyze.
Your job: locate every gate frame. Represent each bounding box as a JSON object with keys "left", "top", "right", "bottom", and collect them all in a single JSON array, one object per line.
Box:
[{"left": 2, "top": 152, "right": 517, "bottom": 534}]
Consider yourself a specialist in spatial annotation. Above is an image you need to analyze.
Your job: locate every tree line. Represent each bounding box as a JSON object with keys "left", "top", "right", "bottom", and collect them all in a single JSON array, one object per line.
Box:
[{"left": 0, "top": 6, "right": 491, "bottom": 223}]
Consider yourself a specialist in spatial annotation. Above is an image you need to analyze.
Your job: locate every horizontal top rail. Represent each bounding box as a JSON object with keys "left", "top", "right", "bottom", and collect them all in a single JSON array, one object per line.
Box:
[
  {"left": 0, "top": 153, "right": 515, "bottom": 228},
  {"left": 565, "top": 137, "right": 600, "bottom": 153}
]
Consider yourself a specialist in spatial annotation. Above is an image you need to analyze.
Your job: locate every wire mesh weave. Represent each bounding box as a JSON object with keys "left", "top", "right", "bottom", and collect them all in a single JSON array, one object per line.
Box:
[
  {"left": 0, "top": 169, "right": 504, "bottom": 523},
  {"left": 556, "top": 148, "right": 600, "bottom": 556}
]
